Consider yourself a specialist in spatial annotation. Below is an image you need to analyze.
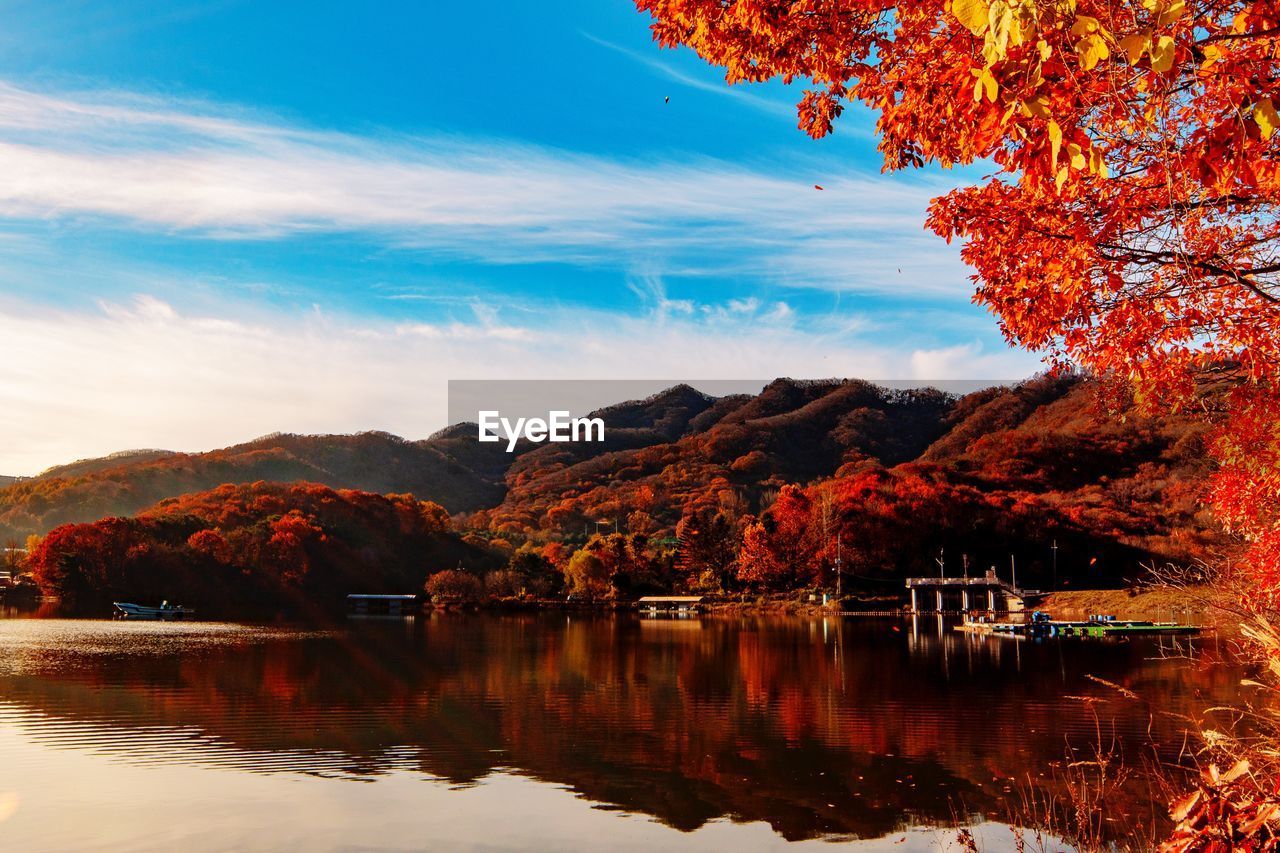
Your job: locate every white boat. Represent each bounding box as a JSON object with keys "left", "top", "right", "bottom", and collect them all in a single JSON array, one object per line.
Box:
[{"left": 113, "top": 601, "right": 196, "bottom": 621}]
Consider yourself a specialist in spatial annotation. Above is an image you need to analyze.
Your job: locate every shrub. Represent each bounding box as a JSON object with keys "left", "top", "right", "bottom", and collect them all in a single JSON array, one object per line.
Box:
[
  {"left": 484, "top": 569, "right": 524, "bottom": 598},
  {"left": 425, "top": 569, "right": 484, "bottom": 602}
]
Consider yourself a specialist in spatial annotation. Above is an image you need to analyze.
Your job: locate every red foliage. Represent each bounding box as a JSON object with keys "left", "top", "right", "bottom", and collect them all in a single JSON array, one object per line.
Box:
[
  {"left": 29, "top": 482, "right": 495, "bottom": 615},
  {"left": 633, "top": 0, "right": 1280, "bottom": 580}
]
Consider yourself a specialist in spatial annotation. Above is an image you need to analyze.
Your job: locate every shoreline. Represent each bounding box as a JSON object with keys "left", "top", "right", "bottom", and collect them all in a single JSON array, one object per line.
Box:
[
  {"left": 12, "top": 585, "right": 1234, "bottom": 627},
  {"left": 430, "top": 585, "right": 1234, "bottom": 626}
]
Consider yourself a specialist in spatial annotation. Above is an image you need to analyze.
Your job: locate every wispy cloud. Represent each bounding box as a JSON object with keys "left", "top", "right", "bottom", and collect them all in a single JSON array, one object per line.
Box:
[
  {"left": 579, "top": 31, "right": 799, "bottom": 121},
  {"left": 0, "top": 81, "right": 967, "bottom": 297},
  {"left": 0, "top": 295, "right": 1040, "bottom": 475}
]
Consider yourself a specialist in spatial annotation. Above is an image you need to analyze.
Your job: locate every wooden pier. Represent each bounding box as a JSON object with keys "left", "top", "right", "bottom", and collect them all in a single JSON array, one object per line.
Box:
[
  {"left": 905, "top": 569, "right": 1031, "bottom": 613},
  {"left": 637, "top": 596, "right": 704, "bottom": 615}
]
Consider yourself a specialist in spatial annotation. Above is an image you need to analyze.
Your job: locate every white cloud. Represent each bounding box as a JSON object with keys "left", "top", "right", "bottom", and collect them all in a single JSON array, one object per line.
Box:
[
  {"left": 0, "top": 295, "right": 1041, "bottom": 475},
  {"left": 0, "top": 81, "right": 968, "bottom": 296}
]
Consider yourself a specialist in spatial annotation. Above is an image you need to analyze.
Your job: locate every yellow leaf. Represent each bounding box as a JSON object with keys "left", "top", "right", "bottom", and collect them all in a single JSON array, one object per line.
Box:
[
  {"left": 1118, "top": 34, "right": 1149, "bottom": 64},
  {"left": 1036, "top": 39, "right": 1052, "bottom": 59},
  {"left": 1088, "top": 149, "right": 1110, "bottom": 178},
  {"left": 1055, "top": 165, "right": 1069, "bottom": 192},
  {"left": 1067, "top": 142, "right": 1086, "bottom": 170},
  {"left": 980, "top": 68, "right": 998, "bottom": 102},
  {"left": 1076, "top": 33, "right": 1110, "bottom": 70},
  {"left": 1008, "top": 15, "right": 1027, "bottom": 47},
  {"left": 953, "top": 0, "right": 992, "bottom": 35},
  {"left": 1048, "top": 119, "right": 1062, "bottom": 170},
  {"left": 1157, "top": 0, "right": 1186, "bottom": 26},
  {"left": 1071, "top": 15, "right": 1100, "bottom": 36},
  {"left": 1022, "top": 95, "right": 1050, "bottom": 119},
  {"left": 1256, "top": 98, "right": 1279, "bottom": 140},
  {"left": 1150, "top": 35, "right": 1176, "bottom": 71},
  {"left": 989, "top": 0, "right": 1014, "bottom": 54}
]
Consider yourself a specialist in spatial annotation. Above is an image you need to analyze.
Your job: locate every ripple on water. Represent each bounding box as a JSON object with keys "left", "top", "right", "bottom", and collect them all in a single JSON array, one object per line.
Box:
[{"left": 0, "top": 619, "right": 333, "bottom": 675}]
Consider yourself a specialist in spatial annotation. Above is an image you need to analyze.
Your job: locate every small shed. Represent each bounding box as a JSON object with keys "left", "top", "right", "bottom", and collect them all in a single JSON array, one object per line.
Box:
[{"left": 637, "top": 596, "right": 704, "bottom": 613}]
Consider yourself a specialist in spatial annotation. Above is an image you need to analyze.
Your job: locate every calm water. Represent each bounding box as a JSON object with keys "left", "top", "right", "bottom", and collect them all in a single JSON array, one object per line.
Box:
[{"left": 0, "top": 611, "right": 1246, "bottom": 852}]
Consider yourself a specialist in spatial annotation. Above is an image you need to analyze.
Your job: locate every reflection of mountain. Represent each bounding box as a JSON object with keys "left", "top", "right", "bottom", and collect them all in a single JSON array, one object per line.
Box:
[{"left": 0, "top": 616, "right": 1244, "bottom": 842}]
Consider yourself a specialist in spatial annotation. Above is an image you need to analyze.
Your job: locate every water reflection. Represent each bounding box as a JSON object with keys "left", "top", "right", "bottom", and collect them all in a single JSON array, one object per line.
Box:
[{"left": 0, "top": 614, "right": 1246, "bottom": 848}]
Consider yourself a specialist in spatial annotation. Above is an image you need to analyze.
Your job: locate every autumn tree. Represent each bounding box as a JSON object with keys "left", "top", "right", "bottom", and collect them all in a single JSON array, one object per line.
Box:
[
  {"left": 737, "top": 485, "right": 823, "bottom": 589},
  {"left": 634, "top": 0, "right": 1280, "bottom": 573},
  {"left": 634, "top": 2, "right": 1280, "bottom": 844},
  {"left": 29, "top": 483, "right": 501, "bottom": 613},
  {"left": 505, "top": 544, "right": 562, "bottom": 596},
  {"left": 426, "top": 569, "right": 484, "bottom": 603},
  {"left": 563, "top": 547, "right": 611, "bottom": 598},
  {"left": 675, "top": 504, "right": 743, "bottom": 591}
]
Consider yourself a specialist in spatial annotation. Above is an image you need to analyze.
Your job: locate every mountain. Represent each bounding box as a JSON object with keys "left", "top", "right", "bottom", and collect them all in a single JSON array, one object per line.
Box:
[
  {"left": 483, "top": 378, "right": 960, "bottom": 532},
  {"left": 34, "top": 449, "right": 177, "bottom": 480},
  {"left": 0, "top": 384, "right": 749, "bottom": 540},
  {"left": 1, "top": 376, "right": 1227, "bottom": 584},
  {"left": 476, "top": 375, "right": 1224, "bottom": 583},
  {"left": 0, "top": 431, "right": 519, "bottom": 541}
]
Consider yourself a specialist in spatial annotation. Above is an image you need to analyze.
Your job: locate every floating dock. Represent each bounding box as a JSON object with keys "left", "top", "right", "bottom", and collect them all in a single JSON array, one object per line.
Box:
[
  {"left": 957, "top": 612, "right": 1201, "bottom": 639},
  {"left": 637, "top": 595, "right": 704, "bottom": 615}
]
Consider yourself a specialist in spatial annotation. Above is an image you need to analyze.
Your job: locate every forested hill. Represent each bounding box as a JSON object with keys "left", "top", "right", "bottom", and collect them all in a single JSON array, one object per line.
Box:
[
  {"left": 472, "top": 376, "right": 1225, "bottom": 583},
  {"left": 0, "top": 377, "right": 1226, "bottom": 583},
  {"left": 0, "top": 430, "right": 522, "bottom": 541}
]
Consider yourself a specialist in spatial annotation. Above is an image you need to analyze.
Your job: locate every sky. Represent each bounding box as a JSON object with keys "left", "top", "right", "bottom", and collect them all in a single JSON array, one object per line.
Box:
[{"left": 0, "top": 0, "right": 1044, "bottom": 475}]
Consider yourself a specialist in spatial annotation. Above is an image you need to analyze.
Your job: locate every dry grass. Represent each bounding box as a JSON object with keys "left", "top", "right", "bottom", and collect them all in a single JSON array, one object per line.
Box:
[
  {"left": 971, "top": 566, "right": 1280, "bottom": 850},
  {"left": 1037, "top": 585, "right": 1238, "bottom": 633}
]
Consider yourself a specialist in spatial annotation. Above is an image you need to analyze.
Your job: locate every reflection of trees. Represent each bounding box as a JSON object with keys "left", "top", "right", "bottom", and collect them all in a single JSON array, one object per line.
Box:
[{"left": 0, "top": 616, "right": 1246, "bottom": 841}]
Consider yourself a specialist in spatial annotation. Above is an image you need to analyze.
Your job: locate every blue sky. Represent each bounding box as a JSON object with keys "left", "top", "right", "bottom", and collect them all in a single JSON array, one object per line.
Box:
[{"left": 0, "top": 0, "right": 1042, "bottom": 474}]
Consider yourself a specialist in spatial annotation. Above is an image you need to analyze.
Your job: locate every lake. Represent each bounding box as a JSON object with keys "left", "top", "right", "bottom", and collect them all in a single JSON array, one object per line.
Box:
[{"left": 0, "top": 611, "right": 1246, "bottom": 851}]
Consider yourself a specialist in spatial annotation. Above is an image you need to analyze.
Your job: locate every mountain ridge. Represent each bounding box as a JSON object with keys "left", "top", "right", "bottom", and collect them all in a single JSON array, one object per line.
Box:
[{"left": 0, "top": 376, "right": 1225, "bottom": 585}]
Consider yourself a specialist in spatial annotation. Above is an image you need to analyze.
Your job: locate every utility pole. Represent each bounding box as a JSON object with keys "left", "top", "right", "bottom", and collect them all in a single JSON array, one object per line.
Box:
[
  {"left": 1051, "top": 539, "right": 1058, "bottom": 590},
  {"left": 829, "top": 535, "right": 839, "bottom": 594},
  {"left": 962, "top": 553, "right": 969, "bottom": 579},
  {"left": 936, "top": 547, "right": 945, "bottom": 578},
  {"left": 1010, "top": 554, "right": 1017, "bottom": 590}
]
